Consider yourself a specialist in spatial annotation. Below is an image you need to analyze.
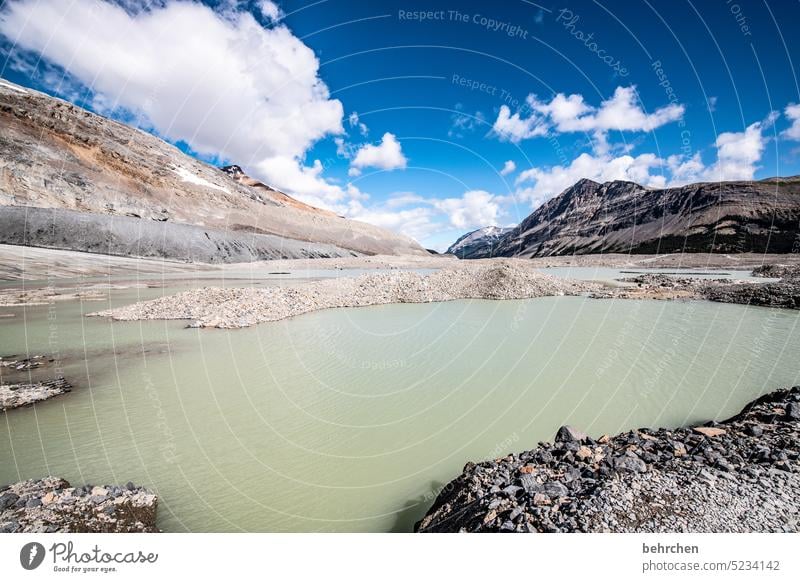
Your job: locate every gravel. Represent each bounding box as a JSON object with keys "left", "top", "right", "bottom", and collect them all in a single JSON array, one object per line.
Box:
[
  {"left": 416, "top": 385, "right": 800, "bottom": 533},
  {"left": 0, "top": 378, "right": 72, "bottom": 411},
  {"left": 0, "top": 477, "right": 158, "bottom": 533},
  {"left": 90, "top": 261, "right": 599, "bottom": 328}
]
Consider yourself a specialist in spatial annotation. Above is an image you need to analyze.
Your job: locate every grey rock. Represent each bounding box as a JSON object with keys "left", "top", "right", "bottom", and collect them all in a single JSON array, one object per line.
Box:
[
  {"left": 0, "top": 492, "right": 19, "bottom": 510},
  {"left": 612, "top": 455, "right": 647, "bottom": 473}
]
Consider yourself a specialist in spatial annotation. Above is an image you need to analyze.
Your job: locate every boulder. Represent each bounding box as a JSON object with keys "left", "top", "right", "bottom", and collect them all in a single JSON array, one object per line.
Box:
[{"left": 555, "top": 425, "right": 589, "bottom": 443}]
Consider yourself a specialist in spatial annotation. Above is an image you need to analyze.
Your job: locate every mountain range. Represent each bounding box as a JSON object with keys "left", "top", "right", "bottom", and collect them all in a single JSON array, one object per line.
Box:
[
  {"left": 448, "top": 177, "right": 800, "bottom": 259},
  {"left": 0, "top": 79, "right": 425, "bottom": 262}
]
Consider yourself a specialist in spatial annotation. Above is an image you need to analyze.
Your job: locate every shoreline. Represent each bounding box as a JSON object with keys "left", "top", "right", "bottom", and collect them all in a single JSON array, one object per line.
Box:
[
  {"left": 0, "top": 477, "right": 158, "bottom": 533},
  {"left": 416, "top": 385, "right": 800, "bottom": 533},
  {"left": 87, "top": 261, "right": 800, "bottom": 329},
  {"left": 88, "top": 262, "right": 600, "bottom": 328}
]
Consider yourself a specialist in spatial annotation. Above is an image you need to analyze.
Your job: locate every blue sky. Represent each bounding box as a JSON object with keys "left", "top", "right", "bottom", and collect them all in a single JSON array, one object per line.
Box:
[{"left": 1, "top": 0, "right": 799, "bottom": 250}]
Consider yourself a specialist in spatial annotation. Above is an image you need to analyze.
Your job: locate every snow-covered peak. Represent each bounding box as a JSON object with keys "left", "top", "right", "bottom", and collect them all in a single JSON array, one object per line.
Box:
[{"left": 446, "top": 225, "right": 514, "bottom": 258}]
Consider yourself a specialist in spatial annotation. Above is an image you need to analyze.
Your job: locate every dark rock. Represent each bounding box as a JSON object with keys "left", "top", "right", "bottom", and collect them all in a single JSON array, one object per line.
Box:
[
  {"left": 0, "top": 492, "right": 19, "bottom": 511},
  {"left": 555, "top": 425, "right": 589, "bottom": 443},
  {"left": 542, "top": 481, "right": 569, "bottom": 498}
]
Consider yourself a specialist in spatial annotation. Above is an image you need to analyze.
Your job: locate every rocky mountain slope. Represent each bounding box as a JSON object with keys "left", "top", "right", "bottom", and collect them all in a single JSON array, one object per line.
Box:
[
  {"left": 0, "top": 79, "right": 426, "bottom": 261},
  {"left": 467, "top": 177, "right": 800, "bottom": 258},
  {"left": 445, "top": 226, "right": 513, "bottom": 259}
]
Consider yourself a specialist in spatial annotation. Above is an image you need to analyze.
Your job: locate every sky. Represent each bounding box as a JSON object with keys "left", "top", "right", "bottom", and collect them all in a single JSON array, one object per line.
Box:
[{"left": 1, "top": 0, "right": 799, "bottom": 251}]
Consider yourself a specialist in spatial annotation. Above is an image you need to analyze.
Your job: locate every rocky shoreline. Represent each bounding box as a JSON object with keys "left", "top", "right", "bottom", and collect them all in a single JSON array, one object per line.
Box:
[
  {"left": 88, "top": 262, "right": 800, "bottom": 330},
  {"left": 89, "top": 262, "right": 598, "bottom": 328},
  {"left": 0, "top": 378, "right": 73, "bottom": 412},
  {"left": 416, "top": 386, "right": 800, "bottom": 533},
  {"left": 0, "top": 477, "right": 158, "bottom": 533},
  {"left": 593, "top": 264, "right": 800, "bottom": 310}
]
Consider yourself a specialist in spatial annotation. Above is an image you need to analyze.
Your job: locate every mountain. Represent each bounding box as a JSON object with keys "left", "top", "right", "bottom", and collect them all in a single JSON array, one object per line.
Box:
[
  {"left": 0, "top": 79, "right": 426, "bottom": 261},
  {"left": 445, "top": 226, "right": 514, "bottom": 259},
  {"left": 493, "top": 177, "right": 800, "bottom": 257}
]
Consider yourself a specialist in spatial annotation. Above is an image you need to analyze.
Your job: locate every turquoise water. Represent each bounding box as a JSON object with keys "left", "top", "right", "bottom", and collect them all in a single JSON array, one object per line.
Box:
[{"left": 1, "top": 291, "right": 799, "bottom": 532}]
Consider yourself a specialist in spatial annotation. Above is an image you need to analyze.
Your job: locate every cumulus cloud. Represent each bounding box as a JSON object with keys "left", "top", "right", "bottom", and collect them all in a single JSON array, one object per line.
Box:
[
  {"left": 433, "top": 190, "right": 500, "bottom": 230},
  {"left": 492, "top": 104, "right": 548, "bottom": 142},
  {"left": 346, "top": 201, "right": 438, "bottom": 243},
  {"left": 782, "top": 104, "right": 800, "bottom": 141},
  {"left": 492, "top": 86, "right": 685, "bottom": 143},
  {"left": 348, "top": 189, "right": 503, "bottom": 245},
  {"left": 350, "top": 132, "right": 407, "bottom": 174},
  {"left": 499, "top": 160, "right": 516, "bottom": 176},
  {"left": 0, "top": 0, "right": 357, "bottom": 208},
  {"left": 515, "top": 152, "right": 666, "bottom": 206},
  {"left": 514, "top": 118, "right": 773, "bottom": 206}
]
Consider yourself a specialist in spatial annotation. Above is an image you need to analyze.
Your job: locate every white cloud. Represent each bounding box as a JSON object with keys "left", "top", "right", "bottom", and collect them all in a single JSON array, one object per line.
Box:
[
  {"left": 255, "top": 156, "right": 366, "bottom": 211},
  {"left": 515, "top": 152, "right": 666, "bottom": 206},
  {"left": 492, "top": 104, "right": 548, "bottom": 143},
  {"left": 513, "top": 117, "right": 773, "bottom": 206},
  {"left": 499, "top": 160, "right": 516, "bottom": 176},
  {"left": 348, "top": 111, "right": 369, "bottom": 136},
  {"left": 346, "top": 189, "right": 503, "bottom": 246},
  {"left": 257, "top": 0, "right": 282, "bottom": 22},
  {"left": 350, "top": 132, "right": 407, "bottom": 172},
  {"left": 701, "top": 121, "right": 769, "bottom": 181},
  {"left": 782, "top": 104, "right": 800, "bottom": 141},
  {"left": 346, "top": 200, "right": 437, "bottom": 243},
  {"left": 492, "top": 86, "right": 685, "bottom": 143},
  {"left": 433, "top": 190, "right": 500, "bottom": 230},
  {"left": 0, "top": 0, "right": 353, "bottom": 207}
]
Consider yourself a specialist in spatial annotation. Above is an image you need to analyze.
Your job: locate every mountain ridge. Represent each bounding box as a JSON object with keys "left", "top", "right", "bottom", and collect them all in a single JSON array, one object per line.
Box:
[
  {"left": 449, "top": 177, "right": 800, "bottom": 258},
  {"left": 0, "top": 78, "right": 426, "bottom": 260}
]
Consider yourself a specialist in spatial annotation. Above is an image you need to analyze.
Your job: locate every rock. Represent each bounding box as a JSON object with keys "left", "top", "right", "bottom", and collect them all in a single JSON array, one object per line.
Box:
[
  {"left": 786, "top": 402, "right": 800, "bottom": 420},
  {"left": 416, "top": 385, "right": 800, "bottom": 534},
  {"left": 542, "top": 482, "right": 569, "bottom": 498},
  {"left": 0, "top": 492, "right": 19, "bottom": 511},
  {"left": 0, "top": 477, "right": 158, "bottom": 533},
  {"left": 693, "top": 426, "right": 727, "bottom": 437},
  {"left": 612, "top": 455, "right": 647, "bottom": 473},
  {"left": 555, "top": 425, "right": 589, "bottom": 443},
  {"left": 576, "top": 446, "right": 593, "bottom": 460},
  {"left": 519, "top": 474, "right": 539, "bottom": 495}
]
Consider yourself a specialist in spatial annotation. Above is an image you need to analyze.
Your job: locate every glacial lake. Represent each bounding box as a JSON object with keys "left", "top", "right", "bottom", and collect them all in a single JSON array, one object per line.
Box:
[{"left": 1, "top": 282, "right": 799, "bottom": 532}]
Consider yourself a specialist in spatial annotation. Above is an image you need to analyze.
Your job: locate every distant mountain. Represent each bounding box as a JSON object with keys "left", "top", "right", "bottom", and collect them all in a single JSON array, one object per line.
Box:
[
  {"left": 0, "top": 79, "right": 426, "bottom": 261},
  {"left": 492, "top": 177, "right": 800, "bottom": 257},
  {"left": 446, "top": 226, "right": 514, "bottom": 259}
]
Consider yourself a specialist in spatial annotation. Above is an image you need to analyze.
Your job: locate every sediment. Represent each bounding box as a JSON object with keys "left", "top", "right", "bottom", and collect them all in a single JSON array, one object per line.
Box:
[
  {"left": 0, "top": 476, "right": 158, "bottom": 533},
  {"left": 0, "top": 378, "right": 72, "bottom": 412},
  {"left": 593, "top": 266, "right": 800, "bottom": 310},
  {"left": 89, "top": 262, "right": 599, "bottom": 328},
  {"left": 416, "top": 386, "right": 800, "bottom": 533}
]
